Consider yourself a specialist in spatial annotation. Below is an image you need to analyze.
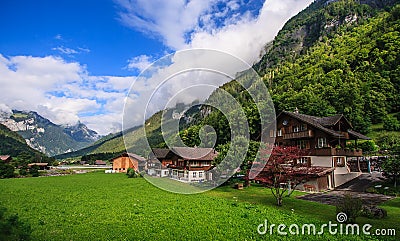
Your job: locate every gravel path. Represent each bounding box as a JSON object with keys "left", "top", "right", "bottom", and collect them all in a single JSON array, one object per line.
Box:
[{"left": 297, "top": 173, "right": 394, "bottom": 206}]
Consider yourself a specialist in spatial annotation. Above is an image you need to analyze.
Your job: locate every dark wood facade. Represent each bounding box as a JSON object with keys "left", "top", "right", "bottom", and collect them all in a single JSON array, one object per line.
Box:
[
  {"left": 151, "top": 147, "right": 217, "bottom": 171},
  {"left": 273, "top": 111, "right": 370, "bottom": 155}
]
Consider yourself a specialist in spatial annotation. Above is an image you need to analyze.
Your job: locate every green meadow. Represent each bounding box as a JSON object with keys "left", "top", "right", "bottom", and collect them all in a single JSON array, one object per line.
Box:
[{"left": 0, "top": 172, "right": 398, "bottom": 240}]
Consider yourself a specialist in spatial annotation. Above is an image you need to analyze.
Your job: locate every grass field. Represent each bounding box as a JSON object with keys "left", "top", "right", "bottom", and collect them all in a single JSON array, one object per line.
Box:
[{"left": 0, "top": 172, "right": 398, "bottom": 240}]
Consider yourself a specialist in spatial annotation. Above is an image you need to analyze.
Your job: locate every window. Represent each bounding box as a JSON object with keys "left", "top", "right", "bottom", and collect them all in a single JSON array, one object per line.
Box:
[
  {"left": 317, "top": 137, "right": 327, "bottom": 148},
  {"left": 300, "top": 124, "right": 307, "bottom": 131},
  {"left": 298, "top": 157, "right": 309, "bottom": 165},
  {"left": 293, "top": 126, "right": 300, "bottom": 133},
  {"left": 193, "top": 172, "right": 197, "bottom": 178},
  {"left": 334, "top": 157, "right": 345, "bottom": 167},
  {"left": 296, "top": 140, "right": 309, "bottom": 149},
  {"left": 269, "top": 129, "right": 276, "bottom": 137},
  {"left": 277, "top": 129, "right": 283, "bottom": 137},
  {"left": 199, "top": 172, "right": 203, "bottom": 178}
]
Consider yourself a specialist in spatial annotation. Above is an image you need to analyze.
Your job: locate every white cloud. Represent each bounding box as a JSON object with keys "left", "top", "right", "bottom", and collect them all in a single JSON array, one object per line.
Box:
[
  {"left": 189, "top": 0, "right": 314, "bottom": 64},
  {"left": 0, "top": 0, "right": 314, "bottom": 137},
  {"left": 115, "top": 0, "right": 219, "bottom": 49},
  {"left": 0, "top": 54, "right": 133, "bottom": 135},
  {"left": 52, "top": 46, "right": 91, "bottom": 56},
  {"left": 117, "top": 0, "right": 313, "bottom": 64},
  {"left": 126, "top": 55, "right": 153, "bottom": 72},
  {"left": 52, "top": 46, "right": 78, "bottom": 55}
]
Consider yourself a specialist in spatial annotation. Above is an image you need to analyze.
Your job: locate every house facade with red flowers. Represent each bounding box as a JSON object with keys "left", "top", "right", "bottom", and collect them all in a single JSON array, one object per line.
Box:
[{"left": 258, "top": 110, "right": 370, "bottom": 191}]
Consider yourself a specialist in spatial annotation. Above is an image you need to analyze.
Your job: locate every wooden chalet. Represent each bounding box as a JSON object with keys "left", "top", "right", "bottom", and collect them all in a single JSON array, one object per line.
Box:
[
  {"left": 149, "top": 147, "right": 218, "bottom": 182},
  {"left": 112, "top": 153, "right": 146, "bottom": 173},
  {"left": 258, "top": 110, "right": 371, "bottom": 191}
]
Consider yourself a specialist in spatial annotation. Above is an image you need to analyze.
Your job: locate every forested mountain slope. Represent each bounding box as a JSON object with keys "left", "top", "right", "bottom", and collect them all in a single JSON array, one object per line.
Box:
[{"left": 58, "top": 0, "right": 400, "bottom": 160}]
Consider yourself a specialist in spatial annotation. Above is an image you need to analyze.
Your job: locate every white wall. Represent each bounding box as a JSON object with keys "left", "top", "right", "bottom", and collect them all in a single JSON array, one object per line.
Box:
[{"left": 310, "top": 156, "right": 331, "bottom": 167}]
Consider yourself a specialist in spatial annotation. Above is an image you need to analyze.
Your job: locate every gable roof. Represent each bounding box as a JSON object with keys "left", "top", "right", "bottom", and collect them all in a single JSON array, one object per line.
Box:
[
  {"left": 126, "top": 153, "right": 146, "bottom": 162},
  {"left": 171, "top": 147, "right": 217, "bottom": 161},
  {"left": 348, "top": 130, "right": 371, "bottom": 140},
  {"left": 151, "top": 148, "right": 170, "bottom": 159},
  {"left": 278, "top": 111, "right": 343, "bottom": 137},
  {"left": 0, "top": 155, "right": 11, "bottom": 161},
  {"left": 278, "top": 111, "right": 369, "bottom": 140},
  {"left": 95, "top": 160, "right": 107, "bottom": 165},
  {"left": 151, "top": 147, "right": 218, "bottom": 161}
]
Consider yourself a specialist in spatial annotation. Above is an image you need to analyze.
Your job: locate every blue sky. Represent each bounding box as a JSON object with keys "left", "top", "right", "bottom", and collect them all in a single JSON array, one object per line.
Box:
[{"left": 0, "top": 0, "right": 312, "bottom": 134}]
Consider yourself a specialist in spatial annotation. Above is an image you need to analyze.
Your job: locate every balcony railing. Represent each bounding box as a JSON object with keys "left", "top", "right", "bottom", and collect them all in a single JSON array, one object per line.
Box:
[
  {"left": 283, "top": 130, "right": 314, "bottom": 140},
  {"left": 310, "top": 148, "right": 363, "bottom": 157}
]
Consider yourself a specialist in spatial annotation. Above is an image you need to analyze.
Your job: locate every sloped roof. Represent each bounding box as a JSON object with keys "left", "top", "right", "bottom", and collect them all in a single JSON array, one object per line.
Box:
[
  {"left": 126, "top": 153, "right": 146, "bottom": 162},
  {"left": 279, "top": 111, "right": 369, "bottom": 140},
  {"left": 151, "top": 147, "right": 218, "bottom": 161},
  {"left": 172, "top": 147, "right": 217, "bottom": 161},
  {"left": 291, "top": 166, "right": 335, "bottom": 177},
  {"left": 95, "top": 160, "right": 107, "bottom": 165},
  {"left": 0, "top": 155, "right": 11, "bottom": 161},
  {"left": 316, "top": 114, "right": 346, "bottom": 127},
  {"left": 151, "top": 148, "right": 170, "bottom": 159},
  {"left": 348, "top": 130, "right": 371, "bottom": 140},
  {"left": 279, "top": 111, "right": 343, "bottom": 137},
  {"left": 28, "top": 163, "right": 48, "bottom": 166}
]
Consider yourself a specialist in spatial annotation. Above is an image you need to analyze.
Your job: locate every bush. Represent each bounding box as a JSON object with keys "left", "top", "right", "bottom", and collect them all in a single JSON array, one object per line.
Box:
[
  {"left": 126, "top": 168, "right": 138, "bottom": 178},
  {"left": 361, "top": 205, "right": 387, "bottom": 219},
  {"left": 383, "top": 115, "right": 400, "bottom": 131},
  {"left": 0, "top": 206, "right": 31, "bottom": 240},
  {"left": 19, "top": 165, "right": 28, "bottom": 176},
  {"left": 29, "top": 165, "right": 39, "bottom": 177},
  {"left": 336, "top": 194, "right": 362, "bottom": 223},
  {"left": 0, "top": 162, "right": 15, "bottom": 178}
]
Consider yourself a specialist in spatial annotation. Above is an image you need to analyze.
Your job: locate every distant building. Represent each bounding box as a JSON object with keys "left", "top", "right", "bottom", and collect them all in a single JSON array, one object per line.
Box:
[
  {"left": 95, "top": 160, "right": 107, "bottom": 166},
  {"left": 28, "top": 163, "right": 49, "bottom": 170},
  {"left": 0, "top": 155, "right": 12, "bottom": 163},
  {"left": 112, "top": 153, "right": 146, "bottom": 173}
]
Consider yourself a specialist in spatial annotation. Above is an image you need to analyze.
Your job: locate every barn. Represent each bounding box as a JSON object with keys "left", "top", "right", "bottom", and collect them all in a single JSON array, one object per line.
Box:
[{"left": 112, "top": 153, "right": 146, "bottom": 173}]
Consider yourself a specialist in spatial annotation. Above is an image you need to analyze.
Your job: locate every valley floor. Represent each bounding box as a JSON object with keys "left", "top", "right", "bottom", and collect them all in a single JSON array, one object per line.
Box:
[{"left": 0, "top": 172, "right": 398, "bottom": 240}]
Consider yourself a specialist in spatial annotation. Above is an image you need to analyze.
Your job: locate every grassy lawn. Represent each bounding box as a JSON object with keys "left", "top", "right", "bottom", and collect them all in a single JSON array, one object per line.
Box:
[{"left": 0, "top": 172, "right": 398, "bottom": 240}]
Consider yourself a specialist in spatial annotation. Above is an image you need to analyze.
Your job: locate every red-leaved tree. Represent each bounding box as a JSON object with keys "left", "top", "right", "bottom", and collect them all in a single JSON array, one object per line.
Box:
[{"left": 254, "top": 145, "right": 309, "bottom": 206}]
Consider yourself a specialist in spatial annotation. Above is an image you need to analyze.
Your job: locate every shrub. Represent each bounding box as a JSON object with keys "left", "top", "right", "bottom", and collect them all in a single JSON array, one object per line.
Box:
[
  {"left": 336, "top": 194, "right": 362, "bottom": 223},
  {"left": 0, "top": 162, "right": 15, "bottom": 178},
  {"left": 361, "top": 205, "right": 387, "bottom": 219},
  {"left": 126, "top": 168, "right": 137, "bottom": 178},
  {"left": 0, "top": 206, "right": 31, "bottom": 240},
  {"left": 19, "top": 165, "right": 28, "bottom": 176},
  {"left": 29, "top": 165, "right": 39, "bottom": 177},
  {"left": 383, "top": 115, "right": 400, "bottom": 131}
]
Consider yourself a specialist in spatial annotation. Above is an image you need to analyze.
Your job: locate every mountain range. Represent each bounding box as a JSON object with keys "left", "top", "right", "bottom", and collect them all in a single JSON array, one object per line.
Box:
[{"left": 0, "top": 110, "right": 100, "bottom": 156}]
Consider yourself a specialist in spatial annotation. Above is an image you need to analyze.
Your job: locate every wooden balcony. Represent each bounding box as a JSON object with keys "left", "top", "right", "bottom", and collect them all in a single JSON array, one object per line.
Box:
[
  {"left": 310, "top": 148, "right": 363, "bottom": 157},
  {"left": 283, "top": 130, "right": 314, "bottom": 140}
]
